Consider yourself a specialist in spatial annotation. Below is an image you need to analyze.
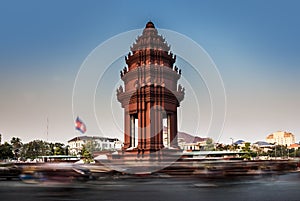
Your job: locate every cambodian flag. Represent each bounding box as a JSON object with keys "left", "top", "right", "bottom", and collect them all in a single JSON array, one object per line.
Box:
[{"left": 75, "top": 116, "right": 87, "bottom": 134}]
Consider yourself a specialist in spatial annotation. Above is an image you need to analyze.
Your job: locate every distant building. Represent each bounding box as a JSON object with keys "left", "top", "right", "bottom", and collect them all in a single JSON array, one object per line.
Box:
[
  {"left": 176, "top": 131, "right": 208, "bottom": 151},
  {"left": 266, "top": 131, "right": 295, "bottom": 146},
  {"left": 234, "top": 140, "right": 245, "bottom": 145},
  {"left": 288, "top": 143, "right": 300, "bottom": 150},
  {"left": 68, "top": 136, "right": 121, "bottom": 155},
  {"left": 252, "top": 141, "right": 274, "bottom": 152}
]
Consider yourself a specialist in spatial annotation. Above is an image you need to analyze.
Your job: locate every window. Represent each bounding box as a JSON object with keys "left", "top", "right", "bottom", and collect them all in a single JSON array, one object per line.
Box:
[
  {"left": 163, "top": 114, "right": 170, "bottom": 147},
  {"left": 130, "top": 114, "right": 138, "bottom": 147}
]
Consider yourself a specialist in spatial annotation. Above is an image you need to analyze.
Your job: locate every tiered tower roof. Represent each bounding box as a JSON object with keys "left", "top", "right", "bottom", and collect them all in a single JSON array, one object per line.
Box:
[{"left": 130, "top": 21, "right": 170, "bottom": 52}]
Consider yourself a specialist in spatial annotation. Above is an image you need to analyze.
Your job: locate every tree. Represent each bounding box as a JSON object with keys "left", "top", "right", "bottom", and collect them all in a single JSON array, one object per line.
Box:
[
  {"left": 20, "top": 140, "right": 49, "bottom": 160},
  {"left": 241, "top": 142, "right": 256, "bottom": 160},
  {"left": 79, "top": 145, "right": 93, "bottom": 163},
  {"left": 289, "top": 148, "right": 300, "bottom": 158},
  {"left": 204, "top": 138, "right": 215, "bottom": 151},
  {"left": 65, "top": 145, "right": 69, "bottom": 155},
  {"left": 215, "top": 143, "right": 225, "bottom": 151},
  {"left": 0, "top": 142, "right": 14, "bottom": 160},
  {"left": 85, "top": 140, "right": 102, "bottom": 154},
  {"left": 268, "top": 145, "right": 289, "bottom": 158},
  {"left": 230, "top": 144, "right": 238, "bottom": 151},
  {"left": 53, "top": 143, "right": 66, "bottom": 155},
  {"left": 48, "top": 143, "right": 55, "bottom": 155},
  {"left": 10, "top": 137, "right": 22, "bottom": 160},
  {"left": 242, "top": 142, "right": 251, "bottom": 152}
]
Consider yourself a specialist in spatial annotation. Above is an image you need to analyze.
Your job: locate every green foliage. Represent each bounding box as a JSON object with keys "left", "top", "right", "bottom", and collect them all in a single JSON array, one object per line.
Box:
[
  {"left": 0, "top": 142, "right": 14, "bottom": 160},
  {"left": 242, "top": 142, "right": 251, "bottom": 152},
  {"left": 267, "top": 145, "right": 295, "bottom": 158},
  {"left": 289, "top": 148, "right": 300, "bottom": 157},
  {"left": 85, "top": 140, "right": 103, "bottom": 153},
  {"left": 1, "top": 137, "right": 69, "bottom": 161},
  {"left": 10, "top": 137, "right": 22, "bottom": 159},
  {"left": 231, "top": 144, "right": 238, "bottom": 151},
  {"left": 240, "top": 142, "right": 256, "bottom": 160},
  {"left": 20, "top": 140, "right": 48, "bottom": 160},
  {"left": 204, "top": 138, "right": 215, "bottom": 151},
  {"left": 20, "top": 140, "right": 67, "bottom": 160},
  {"left": 53, "top": 143, "right": 66, "bottom": 155},
  {"left": 215, "top": 143, "right": 225, "bottom": 151},
  {"left": 241, "top": 153, "right": 251, "bottom": 160},
  {"left": 79, "top": 145, "right": 93, "bottom": 163}
]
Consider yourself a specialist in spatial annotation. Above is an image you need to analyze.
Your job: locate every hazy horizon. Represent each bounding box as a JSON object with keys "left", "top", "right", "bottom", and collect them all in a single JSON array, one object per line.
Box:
[{"left": 0, "top": 0, "right": 299, "bottom": 145}]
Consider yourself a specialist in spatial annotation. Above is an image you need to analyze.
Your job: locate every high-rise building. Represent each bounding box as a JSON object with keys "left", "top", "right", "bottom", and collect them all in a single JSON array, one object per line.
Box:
[{"left": 266, "top": 131, "right": 295, "bottom": 146}]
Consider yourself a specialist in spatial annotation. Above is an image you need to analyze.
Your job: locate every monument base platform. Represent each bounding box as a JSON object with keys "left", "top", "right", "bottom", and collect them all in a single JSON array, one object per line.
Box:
[{"left": 98, "top": 148, "right": 183, "bottom": 174}]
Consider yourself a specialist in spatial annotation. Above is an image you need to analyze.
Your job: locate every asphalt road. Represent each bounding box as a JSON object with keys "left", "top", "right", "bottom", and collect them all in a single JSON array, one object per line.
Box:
[{"left": 1, "top": 174, "right": 300, "bottom": 201}]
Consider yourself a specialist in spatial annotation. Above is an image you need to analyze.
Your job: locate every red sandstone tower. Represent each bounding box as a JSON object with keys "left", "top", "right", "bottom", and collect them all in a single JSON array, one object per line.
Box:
[{"left": 117, "top": 22, "right": 184, "bottom": 157}]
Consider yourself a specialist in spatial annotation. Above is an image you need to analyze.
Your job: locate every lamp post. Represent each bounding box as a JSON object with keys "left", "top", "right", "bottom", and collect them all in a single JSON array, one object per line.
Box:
[
  {"left": 274, "top": 142, "right": 277, "bottom": 160},
  {"left": 230, "top": 138, "right": 234, "bottom": 151}
]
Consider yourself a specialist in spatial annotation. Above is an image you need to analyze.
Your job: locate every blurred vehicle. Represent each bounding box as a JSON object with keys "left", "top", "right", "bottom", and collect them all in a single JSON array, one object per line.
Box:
[
  {"left": 20, "top": 163, "right": 91, "bottom": 184},
  {"left": 0, "top": 163, "right": 22, "bottom": 180}
]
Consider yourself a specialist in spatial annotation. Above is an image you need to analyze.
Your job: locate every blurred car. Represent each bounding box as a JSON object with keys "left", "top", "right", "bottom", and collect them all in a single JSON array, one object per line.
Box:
[
  {"left": 20, "top": 163, "right": 91, "bottom": 184},
  {"left": 0, "top": 163, "right": 22, "bottom": 180}
]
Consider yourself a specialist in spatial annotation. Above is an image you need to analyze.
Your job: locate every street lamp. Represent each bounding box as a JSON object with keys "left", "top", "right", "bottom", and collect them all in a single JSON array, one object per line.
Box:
[
  {"left": 274, "top": 142, "right": 277, "bottom": 160},
  {"left": 230, "top": 138, "right": 234, "bottom": 145},
  {"left": 230, "top": 138, "right": 234, "bottom": 151}
]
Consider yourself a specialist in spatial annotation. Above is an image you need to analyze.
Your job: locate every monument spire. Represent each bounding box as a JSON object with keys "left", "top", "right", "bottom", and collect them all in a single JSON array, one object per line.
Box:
[{"left": 117, "top": 22, "right": 184, "bottom": 158}]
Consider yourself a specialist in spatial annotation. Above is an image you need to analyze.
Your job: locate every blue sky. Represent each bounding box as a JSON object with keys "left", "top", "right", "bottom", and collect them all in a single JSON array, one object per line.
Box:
[{"left": 0, "top": 0, "right": 299, "bottom": 144}]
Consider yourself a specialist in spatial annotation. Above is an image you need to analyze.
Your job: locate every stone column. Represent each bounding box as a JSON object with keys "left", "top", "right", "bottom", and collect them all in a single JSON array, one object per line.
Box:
[
  {"left": 169, "top": 112, "right": 178, "bottom": 148},
  {"left": 154, "top": 106, "right": 163, "bottom": 150},
  {"left": 130, "top": 115, "right": 135, "bottom": 147},
  {"left": 123, "top": 111, "right": 131, "bottom": 149}
]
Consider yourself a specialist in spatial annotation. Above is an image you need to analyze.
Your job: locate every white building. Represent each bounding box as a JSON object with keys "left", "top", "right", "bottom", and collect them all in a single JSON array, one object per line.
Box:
[
  {"left": 176, "top": 131, "right": 208, "bottom": 151},
  {"left": 68, "top": 136, "right": 121, "bottom": 155},
  {"left": 266, "top": 131, "right": 295, "bottom": 146}
]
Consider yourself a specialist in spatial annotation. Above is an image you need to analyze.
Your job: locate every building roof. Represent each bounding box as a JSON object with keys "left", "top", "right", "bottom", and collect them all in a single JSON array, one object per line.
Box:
[
  {"left": 284, "top": 132, "right": 294, "bottom": 137},
  {"left": 177, "top": 131, "right": 207, "bottom": 143},
  {"left": 145, "top": 21, "right": 155, "bottom": 28},
  {"left": 234, "top": 140, "right": 245, "bottom": 145},
  {"left": 68, "top": 136, "right": 119, "bottom": 143},
  {"left": 131, "top": 21, "right": 170, "bottom": 52},
  {"left": 288, "top": 143, "right": 300, "bottom": 149},
  {"left": 253, "top": 141, "right": 273, "bottom": 147}
]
